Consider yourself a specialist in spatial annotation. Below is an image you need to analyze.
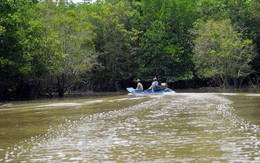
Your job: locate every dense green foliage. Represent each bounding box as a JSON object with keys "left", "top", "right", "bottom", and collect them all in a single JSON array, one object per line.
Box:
[
  {"left": 192, "top": 19, "right": 256, "bottom": 87},
  {"left": 0, "top": 0, "right": 259, "bottom": 99}
]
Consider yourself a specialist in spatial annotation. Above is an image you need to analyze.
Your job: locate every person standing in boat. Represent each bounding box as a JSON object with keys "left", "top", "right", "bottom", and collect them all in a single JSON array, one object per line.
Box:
[
  {"left": 148, "top": 77, "right": 161, "bottom": 91},
  {"left": 135, "top": 79, "right": 143, "bottom": 90}
]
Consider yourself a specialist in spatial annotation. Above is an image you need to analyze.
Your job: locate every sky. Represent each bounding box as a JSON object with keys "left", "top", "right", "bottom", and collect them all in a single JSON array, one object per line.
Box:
[{"left": 71, "top": 0, "right": 84, "bottom": 3}]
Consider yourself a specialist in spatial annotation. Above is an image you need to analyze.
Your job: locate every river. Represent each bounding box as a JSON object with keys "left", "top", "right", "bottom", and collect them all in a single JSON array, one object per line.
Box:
[{"left": 0, "top": 91, "right": 259, "bottom": 162}]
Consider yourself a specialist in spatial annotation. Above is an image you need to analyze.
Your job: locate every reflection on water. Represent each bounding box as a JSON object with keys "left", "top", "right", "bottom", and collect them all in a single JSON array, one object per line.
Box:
[{"left": 1, "top": 93, "right": 260, "bottom": 162}]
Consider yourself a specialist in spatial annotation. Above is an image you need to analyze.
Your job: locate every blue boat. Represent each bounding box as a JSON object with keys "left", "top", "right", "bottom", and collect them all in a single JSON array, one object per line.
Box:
[{"left": 126, "top": 87, "right": 175, "bottom": 95}]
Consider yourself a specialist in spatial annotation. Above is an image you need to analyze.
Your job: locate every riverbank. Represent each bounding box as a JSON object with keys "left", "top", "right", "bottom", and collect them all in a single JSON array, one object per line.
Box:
[{"left": 0, "top": 73, "right": 259, "bottom": 102}]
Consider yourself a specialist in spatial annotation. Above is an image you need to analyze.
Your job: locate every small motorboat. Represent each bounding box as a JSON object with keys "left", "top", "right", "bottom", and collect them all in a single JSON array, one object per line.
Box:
[{"left": 126, "top": 87, "right": 175, "bottom": 95}]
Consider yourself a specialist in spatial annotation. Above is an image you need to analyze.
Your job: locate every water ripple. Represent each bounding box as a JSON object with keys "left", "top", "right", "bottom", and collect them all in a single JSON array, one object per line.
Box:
[{"left": 4, "top": 93, "right": 260, "bottom": 162}]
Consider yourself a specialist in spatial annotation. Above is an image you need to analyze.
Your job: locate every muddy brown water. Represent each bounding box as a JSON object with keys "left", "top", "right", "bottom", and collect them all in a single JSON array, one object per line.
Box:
[{"left": 0, "top": 92, "right": 259, "bottom": 162}]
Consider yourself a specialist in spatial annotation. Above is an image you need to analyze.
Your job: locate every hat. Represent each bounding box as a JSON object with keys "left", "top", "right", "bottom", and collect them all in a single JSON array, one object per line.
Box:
[
  {"left": 161, "top": 83, "right": 166, "bottom": 86},
  {"left": 136, "top": 79, "right": 140, "bottom": 82},
  {"left": 153, "top": 78, "right": 157, "bottom": 81}
]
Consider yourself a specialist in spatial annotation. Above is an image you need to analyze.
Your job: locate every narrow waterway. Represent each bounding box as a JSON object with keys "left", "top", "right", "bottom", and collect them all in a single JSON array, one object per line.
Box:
[{"left": 0, "top": 93, "right": 259, "bottom": 162}]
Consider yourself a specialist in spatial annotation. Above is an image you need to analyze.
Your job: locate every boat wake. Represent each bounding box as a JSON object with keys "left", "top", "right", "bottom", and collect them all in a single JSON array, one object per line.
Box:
[{"left": 3, "top": 93, "right": 260, "bottom": 162}]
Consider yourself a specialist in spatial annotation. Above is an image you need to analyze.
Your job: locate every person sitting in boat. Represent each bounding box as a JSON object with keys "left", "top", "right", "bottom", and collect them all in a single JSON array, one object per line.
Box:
[
  {"left": 148, "top": 77, "right": 161, "bottom": 91},
  {"left": 135, "top": 79, "right": 143, "bottom": 91},
  {"left": 160, "top": 82, "right": 168, "bottom": 90}
]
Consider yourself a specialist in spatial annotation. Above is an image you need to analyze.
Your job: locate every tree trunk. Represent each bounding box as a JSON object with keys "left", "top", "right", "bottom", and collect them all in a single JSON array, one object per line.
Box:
[
  {"left": 57, "top": 74, "right": 65, "bottom": 97},
  {"left": 224, "top": 62, "right": 229, "bottom": 88}
]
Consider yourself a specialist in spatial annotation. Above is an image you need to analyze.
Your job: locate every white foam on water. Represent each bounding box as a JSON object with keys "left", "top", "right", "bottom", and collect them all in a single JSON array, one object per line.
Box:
[
  {"left": 244, "top": 93, "right": 260, "bottom": 97},
  {"left": 83, "top": 99, "right": 104, "bottom": 104},
  {"left": 219, "top": 93, "right": 240, "bottom": 96},
  {"left": 37, "top": 103, "right": 82, "bottom": 107}
]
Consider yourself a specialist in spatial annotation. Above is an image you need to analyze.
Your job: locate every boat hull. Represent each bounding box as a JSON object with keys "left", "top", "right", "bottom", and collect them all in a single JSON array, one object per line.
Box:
[{"left": 126, "top": 87, "right": 175, "bottom": 95}]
